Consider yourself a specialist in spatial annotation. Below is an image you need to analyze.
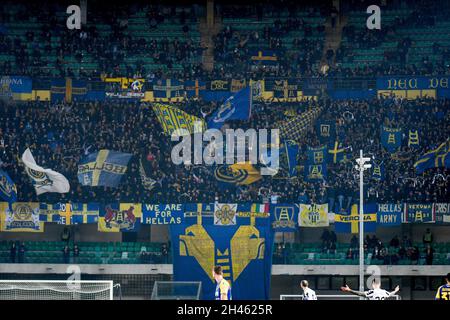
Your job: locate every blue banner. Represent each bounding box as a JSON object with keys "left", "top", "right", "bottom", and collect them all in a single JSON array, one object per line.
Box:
[
  {"left": 0, "top": 169, "right": 17, "bottom": 205},
  {"left": 270, "top": 204, "right": 298, "bottom": 232},
  {"left": 381, "top": 126, "right": 403, "bottom": 153},
  {"left": 376, "top": 76, "right": 450, "bottom": 90},
  {"left": 403, "top": 203, "right": 436, "bottom": 223},
  {"left": 377, "top": 203, "right": 402, "bottom": 227},
  {"left": 207, "top": 87, "right": 252, "bottom": 129},
  {"left": 305, "top": 145, "right": 327, "bottom": 181},
  {"left": 284, "top": 141, "right": 299, "bottom": 177},
  {"left": 142, "top": 203, "right": 184, "bottom": 225},
  {"left": 169, "top": 211, "right": 274, "bottom": 300},
  {"left": 372, "top": 161, "right": 385, "bottom": 181},
  {"left": 77, "top": 150, "right": 132, "bottom": 188},
  {"left": 0, "top": 76, "right": 32, "bottom": 97},
  {"left": 316, "top": 120, "right": 336, "bottom": 143}
]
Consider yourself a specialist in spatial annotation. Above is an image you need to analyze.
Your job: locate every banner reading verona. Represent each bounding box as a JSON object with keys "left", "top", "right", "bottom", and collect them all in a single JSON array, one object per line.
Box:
[
  {"left": 403, "top": 203, "right": 436, "bottom": 223},
  {"left": 169, "top": 204, "right": 274, "bottom": 300}
]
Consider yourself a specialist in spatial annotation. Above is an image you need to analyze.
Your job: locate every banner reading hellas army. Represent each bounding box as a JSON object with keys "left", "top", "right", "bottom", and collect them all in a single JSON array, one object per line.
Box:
[{"left": 169, "top": 204, "right": 274, "bottom": 300}]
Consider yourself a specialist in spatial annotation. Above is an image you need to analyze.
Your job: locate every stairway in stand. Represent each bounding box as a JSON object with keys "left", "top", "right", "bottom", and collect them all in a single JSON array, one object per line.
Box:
[
  {"left": 199, "top": 16, "right": 222, "bottom": 72},
  {"left": 319, "top": 15, "right": 348, "bottom": 72}
]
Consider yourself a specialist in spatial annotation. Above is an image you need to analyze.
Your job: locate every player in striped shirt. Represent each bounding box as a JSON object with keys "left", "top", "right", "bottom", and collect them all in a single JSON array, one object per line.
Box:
[
  {"left": 213, "top": 266, "right": 232, "bottom": 300},
  {"left": 435, "top": 273, "right": 450, "bottom": 300},
  {"left": 341, "top": 279, "right": 400, "bottom": 300},
  {"left": 300, "top": 280, "right": 317, "bottom": 300}
]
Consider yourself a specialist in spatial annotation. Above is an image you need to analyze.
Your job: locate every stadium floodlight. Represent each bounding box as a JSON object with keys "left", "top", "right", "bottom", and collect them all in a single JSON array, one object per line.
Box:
[{"left": 355, "top": 150, "right": 371, "bottom": 300}]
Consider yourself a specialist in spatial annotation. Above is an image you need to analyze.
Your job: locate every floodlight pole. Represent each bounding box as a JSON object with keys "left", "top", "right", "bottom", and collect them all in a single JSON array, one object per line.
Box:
[{"left": 356, "top": 150, "right": 371, "bottom": 300}]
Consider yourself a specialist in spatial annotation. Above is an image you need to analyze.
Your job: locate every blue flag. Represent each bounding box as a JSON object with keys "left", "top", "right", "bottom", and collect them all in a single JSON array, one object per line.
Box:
[
  {"left": 207, "top": 87, "right": 252, "bottom": 129},
  {"left": 0, "top": 169, "right": 17, "bottom": 205},
  {"left": 327, "top": 141, "right": 346, "bottom": 164},
  {"left": 77, "top": 150, "right": 132, "bottom": 188},
  {"left": 381, "top": 126, "right": 402, "bottom": 153},
  {"left": 372, "top": 161, "right": 385, "bottom": 181},
  {"left": 305, "top": 145, "right": 327, "bottom": 181},
  {"left": 414, "top": 139, "right": 450, "bottom": 174},
  {"left": 284, "top": 140, "right": 299, "bottom": 177},
  {"left": 270, "top": 204, "right": 298, "bottom": 232}
]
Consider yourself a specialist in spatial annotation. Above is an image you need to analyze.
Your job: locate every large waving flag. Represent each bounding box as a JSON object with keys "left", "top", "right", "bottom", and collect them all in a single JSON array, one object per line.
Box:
[
  {"left": 152, "top": 103, "right": 205, "bottom": 136},
  {"left": 0, "top": 169, "right": 17, "bottom": 204},
  {"left": 77, "top": 150, "right": 132, "bottom": 188},
  {"left": 21, "top": 148, "right": 70, "bottom": 195},
  {"left": 207, "top": 86, "right": 252, "bottom": 129},
  {"left": 414, "top": 139, "right": 450, "bottom": 174}
]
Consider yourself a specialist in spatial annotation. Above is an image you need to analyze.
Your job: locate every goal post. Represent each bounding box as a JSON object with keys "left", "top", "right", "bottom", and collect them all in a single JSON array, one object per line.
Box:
[
  {"left": 151, "top": 281, "right": 202, "bottom": 300},
  {"left": 0, "top": 280, "right": 114, "bottom": 300}
]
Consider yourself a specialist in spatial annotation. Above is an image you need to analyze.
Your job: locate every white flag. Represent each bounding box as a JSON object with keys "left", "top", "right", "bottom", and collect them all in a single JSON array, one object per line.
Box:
[{"left": 21, "top": 148, "right": 70, "bottom": 195}]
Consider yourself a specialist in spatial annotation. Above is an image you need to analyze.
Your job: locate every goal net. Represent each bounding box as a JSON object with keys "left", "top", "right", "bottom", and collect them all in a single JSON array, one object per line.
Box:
[
  {"left": 0, "top": 280, "right": 114, "bottom": 300},
  {"left": 280, "top": 294, "right": 401, "bottom": 300},
  {"left": 151, "top": 281, "right": 202, "bottom": 300}
]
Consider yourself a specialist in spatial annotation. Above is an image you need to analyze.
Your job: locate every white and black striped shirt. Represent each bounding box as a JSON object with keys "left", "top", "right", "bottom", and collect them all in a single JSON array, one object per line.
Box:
[{"left": 302, "top": 288, "right": 317, "bottom": 300}]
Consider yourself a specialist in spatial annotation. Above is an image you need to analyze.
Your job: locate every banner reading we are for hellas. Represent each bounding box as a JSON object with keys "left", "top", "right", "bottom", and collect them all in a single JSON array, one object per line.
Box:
[{"left": 142, "top": 204, "right": 183, "bottom": 225}]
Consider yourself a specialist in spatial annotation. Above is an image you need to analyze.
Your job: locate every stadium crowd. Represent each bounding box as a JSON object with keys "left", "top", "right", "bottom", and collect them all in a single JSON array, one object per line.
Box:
[{"left": 0, "top": 94, "right": 448, "bottom": 208}]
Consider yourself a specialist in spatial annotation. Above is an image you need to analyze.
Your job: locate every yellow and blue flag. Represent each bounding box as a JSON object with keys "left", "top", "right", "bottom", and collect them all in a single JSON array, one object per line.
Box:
[
  {"left": 39, "top": 203, "right": 72, "bottom": 225},
  {"left": 328, "top": 141, "right": 346, "bottom": 164},
  {"left": 71, "top": 203, "right": 99, "bottom": 224},
  {"left": 250, "top": 50, "right": 278, "bottom": 65},
  {"left": 334, "top": 204, "right": 377, "bottom": 234},
  {"left": 414, "top": 139, "right": 450, "bottom": 174},
  {"left": 77, "top": 150, "right": 132, "bottom": 188},
  {"left": 152, "top": 103, "right": 205, "bottom": 136}
]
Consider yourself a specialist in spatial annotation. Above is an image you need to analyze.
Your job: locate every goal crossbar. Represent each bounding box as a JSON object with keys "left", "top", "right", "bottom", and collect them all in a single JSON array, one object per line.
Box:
[{"left": 0, "top": 280, "right": 114, "bottom": 300}]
